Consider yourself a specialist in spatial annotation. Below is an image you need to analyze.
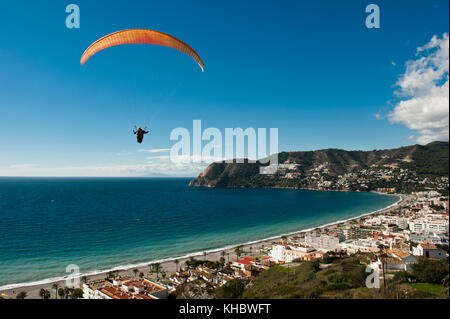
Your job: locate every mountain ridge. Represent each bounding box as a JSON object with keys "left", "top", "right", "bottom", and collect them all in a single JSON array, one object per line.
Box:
[{"left": 189, "top": 141, "right": 449, "bottom": 194}]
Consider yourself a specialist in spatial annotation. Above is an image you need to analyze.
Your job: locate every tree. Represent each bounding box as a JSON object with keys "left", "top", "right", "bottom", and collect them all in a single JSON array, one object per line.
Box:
[
  {"left": 58, "top": 288, "right": 65, "bottom": 299},
  {"left": 16, "top": 291, "right": 27, "bottom": 299},
  {"left": 81, "top": 276, "right": 88, "bottom": 284},
  {"left": 52, "top": 283, "right": 59, "bottom": 299},
  {"left": 139, "top": 272, "right": 144, "bottom": 279},
  {"left": 133, "top": 268, "right": 139, "bottom": 278},
  {"left": 64, "top": 287, "right": 72, "bottom": 299},
  {"left": 219, "top": 257, "right": 226, "bottom": 269},
  {"left": 216, "top": 279, "right": 245, "bottom": 299},
  {"left": 412, "top": 258, "right": 449, "bottom": 284},
  {"left": 234, "top": 246, "right": 243, "bottom": 259},
  {"left": 152, "top": 263, "right": 162, "bottom": 279},
  {"left": 70, "top": 288, "right": 84, "bottom": 299},
  {"left": 203, "top": 251, "right": 207, "bottom": 261},
  {"left": 175, "top": 259, "right": 180, "bottom": 272},
  {"left": 39, "top": 288, "right": 51, "bottom": 299}
]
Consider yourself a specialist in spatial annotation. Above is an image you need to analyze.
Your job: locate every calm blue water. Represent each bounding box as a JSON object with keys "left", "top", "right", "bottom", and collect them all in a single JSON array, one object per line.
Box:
[{"left": 0, "top": 177, "right": 398, "bottom": 287}]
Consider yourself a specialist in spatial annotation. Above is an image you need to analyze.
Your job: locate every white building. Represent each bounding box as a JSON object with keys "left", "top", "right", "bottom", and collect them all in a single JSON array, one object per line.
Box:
[
  {"left": 269, "top": 243, "right": 320, "bottom": 263},
  {"left": 339, "top": 239, "right": 379, "bottom": 254},
  {"left": 412, "top": 243, "right": 446, "bottom": 259},
  {"left": 408, "top": 219, "right": 449, "bottom": 233},
  {"left": 304, "top": 234, "right": 343, "bottom": 251}
]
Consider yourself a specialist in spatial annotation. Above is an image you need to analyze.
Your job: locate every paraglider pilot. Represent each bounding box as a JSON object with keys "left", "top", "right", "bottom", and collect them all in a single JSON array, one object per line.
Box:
[{"left": 133, "top": 127, "right": 149, "bottom": 144}]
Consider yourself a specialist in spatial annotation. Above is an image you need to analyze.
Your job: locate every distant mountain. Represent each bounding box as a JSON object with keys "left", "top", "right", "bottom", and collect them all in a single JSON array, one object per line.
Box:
[{"left": 189, "top": 142, "right": 449, "bottom": 194}]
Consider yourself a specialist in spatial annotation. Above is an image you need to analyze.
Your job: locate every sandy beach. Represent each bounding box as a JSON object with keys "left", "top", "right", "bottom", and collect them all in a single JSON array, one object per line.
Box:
[{"left": 0, "top": 193, "right": 411, "bottom": 299}]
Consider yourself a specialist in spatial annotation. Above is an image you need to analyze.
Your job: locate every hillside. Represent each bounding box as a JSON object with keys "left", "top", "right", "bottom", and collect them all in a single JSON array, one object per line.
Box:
[
  {"left": 189, "top": 142, "right": 449, "bottom": 194},
  {"left": 216, "top": 254, "right": 448, "bottom": 299}
]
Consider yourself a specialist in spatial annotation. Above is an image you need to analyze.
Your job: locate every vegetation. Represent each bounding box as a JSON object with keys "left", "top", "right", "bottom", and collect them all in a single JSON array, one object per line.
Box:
[
  {"left": 216, "top": 279, "right": 246, "bottom": 299},
  {"left": 184, "top": 257, "right": 225, "bottom": 270},
  {"left": 16, "top": 291, "right": 27, "bottom": 299},
  {"left": 410, "top": 258, "right": 449, "bottom": 284},
  {"left": 212, "top": 253, "right": 448, "bottom": 299},
  {"left": 190, "top": 142, "right": 449, "bottom": 193},
  {"left": 39, "top": 288, "right": 51, "bottom": 299}
]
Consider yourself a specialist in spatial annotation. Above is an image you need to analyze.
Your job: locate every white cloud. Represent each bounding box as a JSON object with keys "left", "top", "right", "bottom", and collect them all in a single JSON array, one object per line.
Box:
[
  {"left": 138, "top": 148, "right": 171, "bottom": 153},
  {"left": 1, "top": 159, "right": 208, "bottom": 177},
  {"left": 388, "top": 33, "right": 449, "bottom": 144},
  {"left": 9, "top": 164, "right": 39, "bottom": 169}
]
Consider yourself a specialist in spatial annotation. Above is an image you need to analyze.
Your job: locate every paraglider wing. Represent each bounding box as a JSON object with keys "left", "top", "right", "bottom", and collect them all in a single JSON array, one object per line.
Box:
[{"left": 80, "top": 29, "right": 204, "bottom": 72}]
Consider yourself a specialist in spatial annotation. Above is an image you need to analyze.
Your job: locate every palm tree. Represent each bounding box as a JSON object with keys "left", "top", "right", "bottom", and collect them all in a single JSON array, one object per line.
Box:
[
  {"left": 153, "top": 263, "right": 162, "bottom": 279},
  {"left": 52, "top": 283, "right": 59, "bottom": 299},
  {"left": 139, "top": 272, "right": 144, "bottom": 279},
  {"left": 174, "top": 259, "right": 180, "bottom": 272},
  {"left": 234, "top": 246, "right": 242, "bottom": 259},
  {"left": 148, "top": 263, "right": 154, "bottom": 273},
  {"left": 39, "top": 288, "right": 50, "bottom": 299},
  {"left": 133, "top": 268, "right": 139, "bottom": 278},
  {"left": 70, "top": 288, "right": 84, "bottom": 299},
  {"left": 58, "top": 288, "right": 65, "bottom": 299},
  {"left": 16, "top": 291, "right": 27, "bottom": 299},
  {"left": 219, "top": 257, "right": 226, "bottom": 269},
  {"left": 64, "top": 287, "right": 72, "bottom": 299},
  {"left": 227, "top": 252, "right": 230, "bottom": 264},
  {"left": 203, "top": 251, "right": 207, "bottom": 261}
]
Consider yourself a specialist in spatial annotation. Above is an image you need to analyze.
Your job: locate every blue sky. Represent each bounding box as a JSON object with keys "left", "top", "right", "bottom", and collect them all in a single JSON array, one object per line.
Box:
[{"left": 0, "top": 0, "right": 448, "bottom": 176}]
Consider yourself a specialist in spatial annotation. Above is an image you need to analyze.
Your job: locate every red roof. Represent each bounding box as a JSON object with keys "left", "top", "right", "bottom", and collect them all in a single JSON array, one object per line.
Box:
[{"left": 235, "top": 259, "right": 253, "bottom": 265}]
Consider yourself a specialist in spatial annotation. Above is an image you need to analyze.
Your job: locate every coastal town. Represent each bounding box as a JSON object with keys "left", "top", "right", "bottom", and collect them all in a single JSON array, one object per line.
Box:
[
  {"left": 265, "top": 161, "right": 449, "bottom": 195},
  {"left": 3, "top": 189, "right": 447, "bottom": 299}
]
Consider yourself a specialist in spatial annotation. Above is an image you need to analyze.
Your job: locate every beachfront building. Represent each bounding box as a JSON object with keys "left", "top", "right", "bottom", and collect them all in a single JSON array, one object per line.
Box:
[
  {"left": 231, "top": 256, "right": 256, "bottom": 271},
  {"left": 83, "top": 277, "right": 168, "bottom": 299},
  {"left": 268, "top": 242, "right": 325, "bottom": 263}
]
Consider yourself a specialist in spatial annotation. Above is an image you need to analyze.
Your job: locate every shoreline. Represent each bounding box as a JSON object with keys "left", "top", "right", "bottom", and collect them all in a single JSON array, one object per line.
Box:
[{"left": 0, "top": 193, "right": 407, "bottom": 298}]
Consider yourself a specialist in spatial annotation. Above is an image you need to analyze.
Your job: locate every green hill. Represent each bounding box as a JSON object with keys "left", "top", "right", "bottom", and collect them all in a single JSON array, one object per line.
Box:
[{"left": 189, "top": 142, "right": 449, "bottom": 193}]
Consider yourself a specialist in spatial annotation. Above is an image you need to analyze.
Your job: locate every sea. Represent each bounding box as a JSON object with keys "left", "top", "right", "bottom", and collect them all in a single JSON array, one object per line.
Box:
[{"left": 0, "top": 177, "right": 399, "bottom": 288}]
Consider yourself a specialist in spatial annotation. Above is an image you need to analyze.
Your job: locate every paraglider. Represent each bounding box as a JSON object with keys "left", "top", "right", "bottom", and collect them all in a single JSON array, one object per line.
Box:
[
  {"left": 80, "top": 29, "right": 205, "bottom": 71},
  {"left": 133, "top": 126, "right": 149, "bottom": 144},
  {"left": 80, "top": 29, "right": 205, "bottom": 145}
]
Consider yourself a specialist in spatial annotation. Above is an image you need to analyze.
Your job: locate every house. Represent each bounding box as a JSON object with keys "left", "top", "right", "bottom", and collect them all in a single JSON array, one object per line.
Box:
[
  {"left": 83, "top": 278, "right": 168, "bottom": 299},
  {"left": 380, "top": 257, "right": 407, "bottom": 271},
  {"left": 232, "top": 256, "right": 255, "bottom": 271},
  {"left": 386, "top": 248, "right": 418, "bottom": 271},
  {"left": 269, "top": 243, "right": 317, "bottom": 263},
  {"left": 412, "top": 243, "right": 446, "bottom": 259}
]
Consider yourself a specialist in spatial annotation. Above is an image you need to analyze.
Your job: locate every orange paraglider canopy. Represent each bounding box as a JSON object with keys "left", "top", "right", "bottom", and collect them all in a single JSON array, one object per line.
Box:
[{"left": 80, "top": 29, "right": 204, "bottom": 72}]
